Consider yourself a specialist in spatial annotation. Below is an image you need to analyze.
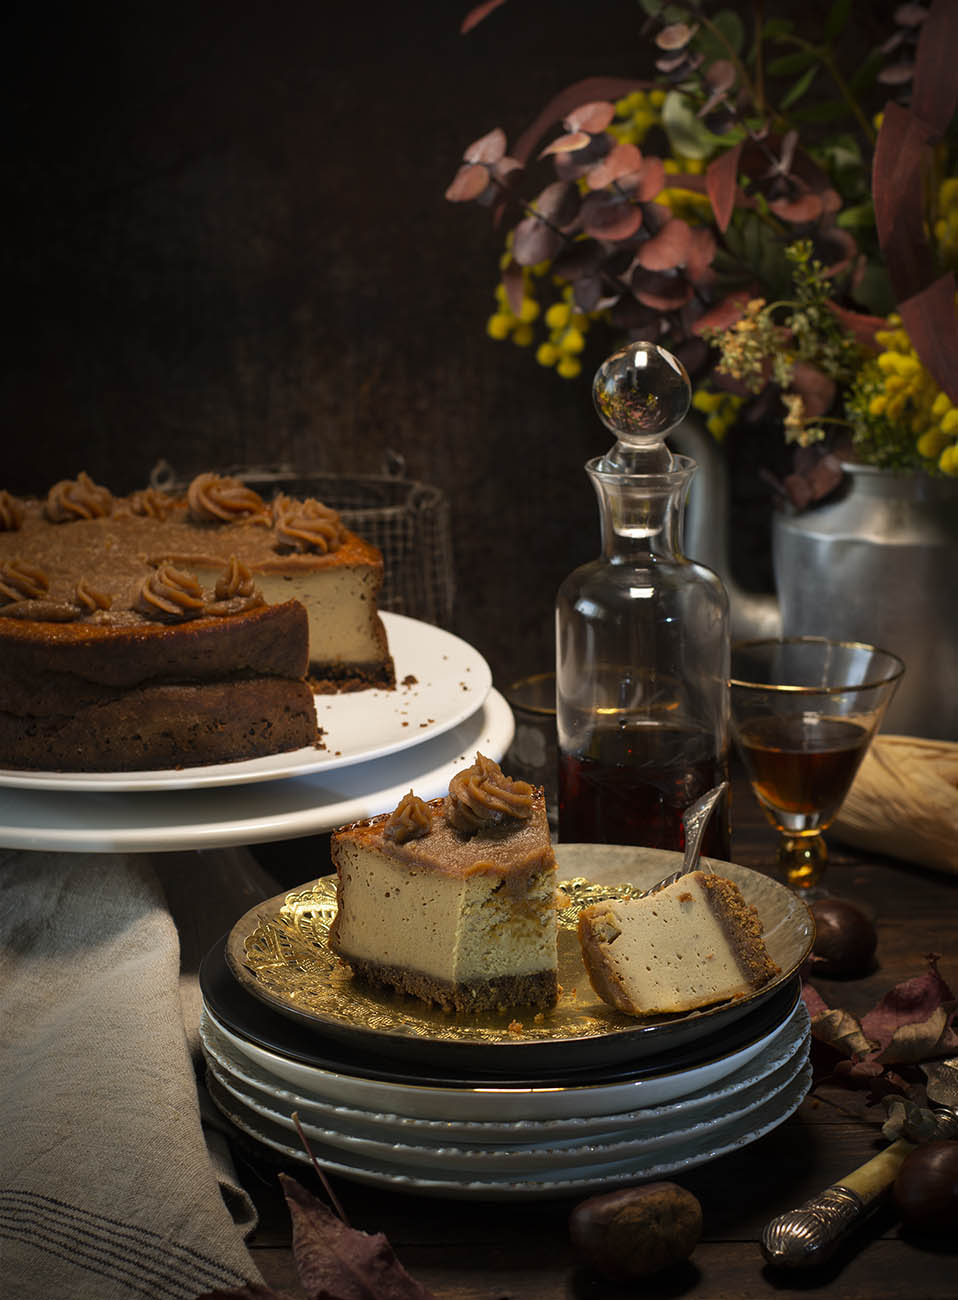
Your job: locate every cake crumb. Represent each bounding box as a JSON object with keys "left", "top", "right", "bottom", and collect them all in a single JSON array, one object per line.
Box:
[
  {"left": 678, "top": 891, "right": 693, "bottom": 902},
  {"left": 507, "top": 1019, "right": 524, "bottom": 1034}
]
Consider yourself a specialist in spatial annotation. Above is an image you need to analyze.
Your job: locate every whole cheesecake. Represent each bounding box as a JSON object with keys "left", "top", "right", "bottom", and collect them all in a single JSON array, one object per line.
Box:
[
  {"left": 0, "top": 471, "right": 394, "bottom": 771},
  {"left": 329, "top": 754, "right": 559, "bottom": 1014}
]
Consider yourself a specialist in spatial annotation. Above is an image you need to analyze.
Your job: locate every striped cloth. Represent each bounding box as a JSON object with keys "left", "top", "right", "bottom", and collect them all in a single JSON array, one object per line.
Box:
[{"left": 0, "top": 849, "right": 261, "bottom": 1299}]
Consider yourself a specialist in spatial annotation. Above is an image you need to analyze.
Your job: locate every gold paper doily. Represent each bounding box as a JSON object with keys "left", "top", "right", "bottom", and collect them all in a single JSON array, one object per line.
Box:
[{"left": 225, "top": 850, "right": 812, "bottom": 1053}]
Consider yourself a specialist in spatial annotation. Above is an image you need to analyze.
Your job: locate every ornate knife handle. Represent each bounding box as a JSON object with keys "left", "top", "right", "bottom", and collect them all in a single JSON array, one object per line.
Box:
[{"left": 763, "top": 1106, "right": 958, "bottom": 1269}]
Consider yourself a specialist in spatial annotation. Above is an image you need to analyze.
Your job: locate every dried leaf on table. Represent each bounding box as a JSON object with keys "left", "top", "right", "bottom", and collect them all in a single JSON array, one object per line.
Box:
[
  {"left": 802, "top": 956, "right": 958, "bottom": 1104},
  {"left": 279, "top": 1173, "right": 438, "bottom": 1300}
]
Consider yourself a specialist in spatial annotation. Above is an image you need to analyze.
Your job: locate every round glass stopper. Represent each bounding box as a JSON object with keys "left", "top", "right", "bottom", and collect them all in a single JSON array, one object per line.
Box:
[{"left": 593, "top": 342, "right": 692, "bottom": 448}]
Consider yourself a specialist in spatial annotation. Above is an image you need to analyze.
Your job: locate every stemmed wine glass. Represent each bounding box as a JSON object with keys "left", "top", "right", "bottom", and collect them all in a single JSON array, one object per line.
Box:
[{"left": 729, "top": 637, "right": 904, "bottom": 892}]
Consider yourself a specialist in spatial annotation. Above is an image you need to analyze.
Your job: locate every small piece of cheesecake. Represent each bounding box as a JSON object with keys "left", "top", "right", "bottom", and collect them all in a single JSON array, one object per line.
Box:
[
  {"left": 577, "top": 870, "right": 779, "bottom": 1017},
  {"left": 329, "top": 754, "right": 559, "bottom": 1013}
]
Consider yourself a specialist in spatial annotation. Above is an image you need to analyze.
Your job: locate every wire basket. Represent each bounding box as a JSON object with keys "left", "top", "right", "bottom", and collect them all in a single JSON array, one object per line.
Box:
[{"left": 150, "top": 461, "right": 455, "bottom": 627}]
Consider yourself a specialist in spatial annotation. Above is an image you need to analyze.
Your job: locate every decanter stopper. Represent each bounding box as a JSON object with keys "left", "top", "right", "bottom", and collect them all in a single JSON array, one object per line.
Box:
[{"left": 593, "top": 341, "right": 691, "bottom": 473}]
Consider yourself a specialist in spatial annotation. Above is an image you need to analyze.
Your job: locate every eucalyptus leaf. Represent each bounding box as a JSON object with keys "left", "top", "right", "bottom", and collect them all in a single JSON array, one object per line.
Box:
[
  {"left": 692, "top": 9, "right": 745, "bottom": 62},
  {"left": 762, "top": 18, "right": 795, "bottom": 39},
  {"left": 767, "top": 50, "right": 818, "bottom": 77},
  {"left": 661, "top": 90, "right": 727, "bottom": 159},
  {"left": 849, "top": 47, "right": 885, "bottom": 94},
  {"left": 780, "top": 64, "right": 819, "bottom": 110},
  {"left": 835, "top": 200, "right": 876, "bottom": 229},
  {"left": 824, "top": 0, "right": 853, "bottom": 44},
  {"left": 639, "top": 0, "right": 690, "bottom": 22}
]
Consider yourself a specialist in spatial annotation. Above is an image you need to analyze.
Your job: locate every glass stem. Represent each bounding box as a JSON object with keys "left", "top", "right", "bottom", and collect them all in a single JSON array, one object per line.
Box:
[{"left": 778, "top": 830, "right": 827, "bottom": 891}]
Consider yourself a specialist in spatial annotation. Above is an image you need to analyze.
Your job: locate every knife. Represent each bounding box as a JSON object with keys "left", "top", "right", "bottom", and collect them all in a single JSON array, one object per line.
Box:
[{"left": 761, "top": 1057, "right": 958, "bottom": 1269}]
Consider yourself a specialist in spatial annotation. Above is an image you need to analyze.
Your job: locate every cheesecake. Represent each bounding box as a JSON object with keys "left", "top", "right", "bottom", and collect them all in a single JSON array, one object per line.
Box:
[
  {"left": 577, "top": 870, "right": 779, "bottom": 1017},
  {"left": 328, "top": 754, "right": 559, "bottom": 1013}
]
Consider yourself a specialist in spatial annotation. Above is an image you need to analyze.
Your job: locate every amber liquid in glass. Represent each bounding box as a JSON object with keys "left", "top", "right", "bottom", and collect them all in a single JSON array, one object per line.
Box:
[
  {"left": 558, "top": 722, "right": 729, "bottom": 857},
  {"left": 737, "top": 715, "right": 871, "bottom": 818}
]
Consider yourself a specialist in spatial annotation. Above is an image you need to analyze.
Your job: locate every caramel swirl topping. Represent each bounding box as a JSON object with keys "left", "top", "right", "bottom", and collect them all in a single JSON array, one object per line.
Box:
[
  {"left": 384, "top": 791, "right": 434, "bottom": 844},
  {"left": 0, "top": 558, "right": 49, "bottom": 604},
  {"left": 128, "top": 487, "right": 175, "bottom": 520},
  {"left": 444, "top": 753, "right": 534, "bottom": 833},
  {"left": 206, "top": 556, "right": 265, "bottom": 616},
  {"left": 44, "top": 471, "right": 113, "bottom": 522},
  {"left": 187, "top": 473, "right": 270, "bottom": 524},
  {"left": 75, "top": 577, "right": 113, "bottom": 612},
  {"left": 0, "top": 599, "right": 80, "bottom": 622},
  {"left": 135, "top": 563, "right": 206, "bottom": 622},
  {"left": 273, "top": 494, "right": 346, "bottom": 554},
  {"left": 0, "top": 491, "right": 25, "bottom": 532}
]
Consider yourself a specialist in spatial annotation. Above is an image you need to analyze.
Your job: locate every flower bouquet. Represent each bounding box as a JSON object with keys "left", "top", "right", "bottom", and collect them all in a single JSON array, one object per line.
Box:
[{"left": 446, "top": 0, "right": 958, "bottom": 503}]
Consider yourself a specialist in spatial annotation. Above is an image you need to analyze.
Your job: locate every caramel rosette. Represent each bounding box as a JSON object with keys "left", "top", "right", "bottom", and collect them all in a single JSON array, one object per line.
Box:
[
  {"left": 0, "top": 491, "right": 25, "bottom": 532},
  {"left": 0, "top": 558, "right": 77, "bottom": 620},
  {"left": 135, "top": 563, "right": 206, "bottom": 622},
  {"left": 444, "top": 753, "right": 534, "bottom": 833},
  {"left": 128, "top": 487, "right": 174, "bottom": 520},
  {"left": 384, "top": 791, "right": 433, "bottom": 844},
  {"left": 187, "top": 473, "right": 270, "bottom": 524},
  {"left": 206, "top": 556, "right": 265, "bottom": 616},
  {"left": 272, "top": 494, "right": 346, "bottom": 554},
  {"left": 44, "top": 471, "right": 113, "bottom": 522},
  {"left": 75, "top": 577, "right": 112, "bottom": 612},
  {"left": 0, "top": 558, "right": 49, "bottom": 603}
]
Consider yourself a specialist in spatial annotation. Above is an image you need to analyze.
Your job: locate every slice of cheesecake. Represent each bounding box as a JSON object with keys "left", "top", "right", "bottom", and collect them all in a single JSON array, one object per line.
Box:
[
  {"left": 329, "top": 754, "right": 559, "bottom": 1013},
  {"left": 577, "top": 870, "right": 779, "bottom": 1017}
]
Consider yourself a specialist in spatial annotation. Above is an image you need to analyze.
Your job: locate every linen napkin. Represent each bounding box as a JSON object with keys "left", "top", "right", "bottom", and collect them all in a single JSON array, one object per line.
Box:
[
  {"left": 832, "top": 735, "right": 958, "bottom": 873},
  {"left": 0, "top": 848, "right": 263, "bottom": 1300}
]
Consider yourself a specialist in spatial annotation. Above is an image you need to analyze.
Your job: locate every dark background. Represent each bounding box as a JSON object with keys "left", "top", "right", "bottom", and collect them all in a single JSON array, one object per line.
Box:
[{"left": 1, "top": 0, "right": 893, "bottom": 690}]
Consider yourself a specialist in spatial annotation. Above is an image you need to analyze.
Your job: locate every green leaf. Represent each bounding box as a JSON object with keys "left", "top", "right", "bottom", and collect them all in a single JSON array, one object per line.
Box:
[
  {"left": 850, "top": 263, "right": 896, "bottom": 317},
  {"left": 767, "top": 50, "right": 818, "bottom": 76},
  {"left": 849, "top": 47, "right": 885, "bottom": 94},
  {"left": 693, "top": 9, "right": 745, "bottom": 62},
  {"left": 661, "top": 90, "right": 727, "bottom": 159},
  {"left": 780, "top": 64, "right": 820, "bottom": 109},
  {"left": 763, "top": 18, "right": 795, "bottom": 38},
  {"left": 824, "top": 0, "right": 853, "bottom": 43},
  {"left": 836, "top": 200, "right": 876, "bottom": 229},
  {"left": 638, "top": 0, "right": 690, "bottom": 21},
  {"left": 789, "top": 99, "right": 854, "bottom": 125}
]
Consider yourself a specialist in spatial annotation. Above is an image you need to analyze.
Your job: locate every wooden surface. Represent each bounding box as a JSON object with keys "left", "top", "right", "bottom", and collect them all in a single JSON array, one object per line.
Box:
[{"left": 206, "top": 771, "right": 958, "bottom": 1300}]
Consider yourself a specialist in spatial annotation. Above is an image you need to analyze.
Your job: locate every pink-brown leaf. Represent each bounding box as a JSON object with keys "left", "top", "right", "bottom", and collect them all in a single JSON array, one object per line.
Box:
[
  {"left": 511, "top": 213, "right": 563, "bottom": 265},
  {"left": 769, "top": 192, "right": 824, "bottom": 223},
  {"left": 502, "top": 260, "right": 525, "bottom": 315},
  {"left": 564, "top": 100, "right": 616, "bottom": 133},
  {"left": 632, "top": 269, "right": 693, "bottom": 310},
  {"left": 280, "top": 1174, "right": 438, "bottom": 1300},
  {"left": 632, "top": 156, "right": 666, "bottom": 203},
  {"left": 532, "top": 179, "right": 580, "bottom": 227},
  {"left": 878, "top": 1007, "right": 955, "bottom": 1065},
  {"left": 460, "top": 0, "right": 510, "bottom": 33},
  {"left": 463, "top": 127, "right": 507, "bottom": 165},
  {"left": 636, "top": 218, "right": 693, "bottom": 271},
  {"left": 790, "top": 361, "right": 837, "bottom": 418},
  {"left": 656, "top": 21, "right": 697, "bottom": 51},
  {"left": 898, "top": 274, "right": 958, "bottom": 401},
  {"left": 684, "top": 225, "right": 718, "bottom": 279},
  {"left": 581, "top": 193, "right": 642, "bottom": 241},
  {"left": 586, "top": 142, "right": 644, "bottom": 190},
  {"left": 540, "top": 130, "right": 591, "bottom": 159},
  {"left": 704, "top": 58, "right": 736, "bottom": 93},
  {"left": 444, "top": 163, "right": 490, "bottom": 203}
]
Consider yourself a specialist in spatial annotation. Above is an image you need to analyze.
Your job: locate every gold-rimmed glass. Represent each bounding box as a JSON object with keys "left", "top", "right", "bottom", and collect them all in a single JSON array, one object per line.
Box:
[{"left": 730, "top": 637, "right": 904, "bottom": 892}]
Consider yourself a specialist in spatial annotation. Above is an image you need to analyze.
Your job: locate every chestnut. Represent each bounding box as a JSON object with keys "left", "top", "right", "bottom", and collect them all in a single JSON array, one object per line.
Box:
[
  {"left": 569, "top": 1182, "right": 702, "bottom": 1280},
  {"left": 808, "top": 897, "right": 877, "bottom": 977},
  {"left": 893, "top": 1140, "right": 958, "bottom": 1235}
]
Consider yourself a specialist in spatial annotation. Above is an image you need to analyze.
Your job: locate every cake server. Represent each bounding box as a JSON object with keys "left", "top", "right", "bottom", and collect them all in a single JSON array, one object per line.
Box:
[{"left": 761, "top": 1058, "right": 958, "bottom": 1269}]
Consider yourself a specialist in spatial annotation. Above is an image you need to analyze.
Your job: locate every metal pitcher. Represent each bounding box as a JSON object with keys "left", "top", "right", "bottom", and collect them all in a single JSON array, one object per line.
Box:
[{"left": 670, "top": 421, "right": 958, "bottom": 740}]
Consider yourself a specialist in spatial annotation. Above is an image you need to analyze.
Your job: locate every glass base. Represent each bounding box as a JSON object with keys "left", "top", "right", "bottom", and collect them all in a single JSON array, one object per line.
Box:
[{"left": 777, "top": 832, "right": 827, "bottom": 892}]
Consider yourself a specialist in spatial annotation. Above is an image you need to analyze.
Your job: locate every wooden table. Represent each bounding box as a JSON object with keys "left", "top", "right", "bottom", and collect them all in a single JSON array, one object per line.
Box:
[{"left": 225, "top": 771, "right": 958, "bottom": 1299}]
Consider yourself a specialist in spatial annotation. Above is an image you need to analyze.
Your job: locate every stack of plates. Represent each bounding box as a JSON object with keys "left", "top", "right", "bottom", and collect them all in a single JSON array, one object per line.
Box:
[{"left": 201, "top": 845, "right": 815, "bottom": 1200}]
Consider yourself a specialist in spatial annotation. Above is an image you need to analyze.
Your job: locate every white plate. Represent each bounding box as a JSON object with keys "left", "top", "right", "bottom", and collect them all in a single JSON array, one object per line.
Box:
[
  {"left": 0, "top": 689, "right": 513, "bottom": 853},
  {"left": 207, "top": 1060, "right": 812, "bottom": 1200},
  {"left": 0, "top": 612, "right": 491, "bottom": 792},
  {"left": 205, "top": 1034, "right": 809, "bottom": 1173},
  {"left": 199, "top": 997, "right": 808, "bottom": 1144},
  {"left": 202, "top": 993, "right": 804, "bottom": 1122}
]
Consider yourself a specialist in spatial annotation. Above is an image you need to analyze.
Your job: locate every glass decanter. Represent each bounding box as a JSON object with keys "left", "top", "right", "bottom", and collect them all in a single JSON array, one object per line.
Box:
[{"left": 555, "top": 342, "right": 731, "bottom": 857}]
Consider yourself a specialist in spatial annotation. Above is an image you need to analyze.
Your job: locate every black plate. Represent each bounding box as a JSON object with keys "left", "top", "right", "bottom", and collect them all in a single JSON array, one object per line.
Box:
[{"left": 200, "top": 932, "right": 801, "bottom": 1085}]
